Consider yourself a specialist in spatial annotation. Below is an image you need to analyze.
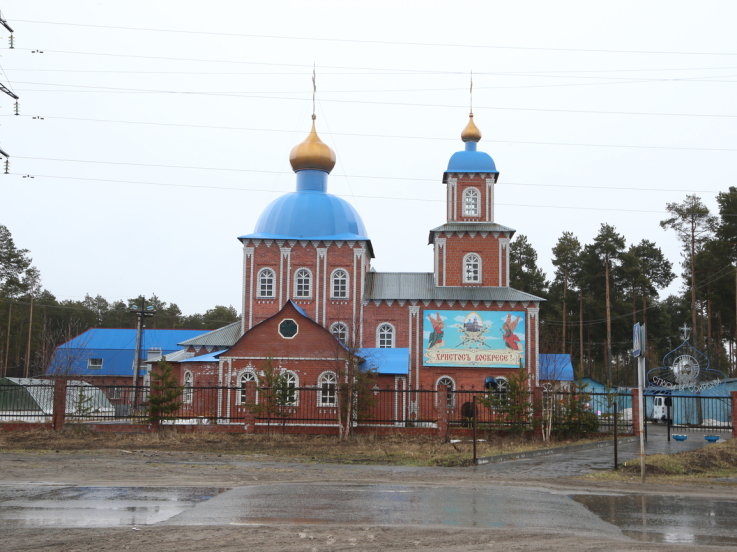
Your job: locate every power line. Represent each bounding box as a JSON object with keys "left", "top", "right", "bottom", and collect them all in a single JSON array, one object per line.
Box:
[
  {"left": 8, "top": 171, "right": 695, "bottom": 214},
  {"left": 8, "top": 155, "right": 730, "bottom": 194},
  {"left": 5, "top": 65, "right": 737, "bottom": 76},
  {"left": 15, "top": 19, "right": 737, "bottom": 56},
  {"left": 12, "top": 77, "right": 737, "bottom": 118},
  {"left": 6, "top": 114, "right": 737, "bottom": 153}
]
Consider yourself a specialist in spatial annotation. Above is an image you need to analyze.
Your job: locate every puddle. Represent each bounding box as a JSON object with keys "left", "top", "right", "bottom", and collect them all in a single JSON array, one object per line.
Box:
[
  {"left": 0, "top": 486, "right": 227, "bottom": 528},
  {"left": 167, "top": 483, "right": 619, "bottom": 538},
  {"left": 573, "top": 494, "right": 737, "bottom": 546}
]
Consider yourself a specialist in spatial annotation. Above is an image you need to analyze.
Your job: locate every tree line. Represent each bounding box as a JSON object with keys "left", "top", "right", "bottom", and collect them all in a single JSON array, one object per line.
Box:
[
  {"left": 510, "top": 190, "right": 737, "bottom": 386},
  {"left": 0, "top": 223, "right": 239, "bottom": 378}
]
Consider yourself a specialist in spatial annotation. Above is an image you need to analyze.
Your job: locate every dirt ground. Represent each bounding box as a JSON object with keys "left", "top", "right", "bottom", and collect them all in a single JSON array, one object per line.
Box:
[{"left": 3, "top": 448, "right": 737, "bottom": 552}]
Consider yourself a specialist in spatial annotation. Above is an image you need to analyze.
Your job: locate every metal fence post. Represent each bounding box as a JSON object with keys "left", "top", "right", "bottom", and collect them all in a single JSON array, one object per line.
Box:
[
  {"left": 472, "top": 394, "right": 477, "bottom": 464},
  {"left": 613, "top": 400, "right": 618, "bottom": 470}
]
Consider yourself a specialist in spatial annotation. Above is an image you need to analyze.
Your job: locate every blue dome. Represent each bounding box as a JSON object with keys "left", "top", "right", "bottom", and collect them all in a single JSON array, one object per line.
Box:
[
  {"left": 446, "top": 142, "right": 498, "bottom": 174},
  {"left": 240, "top": 170, "right": 369, "bottom": 241}
]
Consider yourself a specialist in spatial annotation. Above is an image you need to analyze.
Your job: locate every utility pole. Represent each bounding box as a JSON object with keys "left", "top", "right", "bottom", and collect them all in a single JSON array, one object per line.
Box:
[
  {"left": 23, "top": 295, "right": 34, "bottom": 378},
  {"left": 130, "top": 299, "right": 155, "bottom": 408},
  {"left": 0, "top": 12, "right": 17, "bottom": 160}
]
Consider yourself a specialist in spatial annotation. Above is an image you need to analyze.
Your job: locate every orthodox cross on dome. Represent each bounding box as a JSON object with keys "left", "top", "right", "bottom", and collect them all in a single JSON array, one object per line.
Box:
[
  {"left": 679, "top": 324, "right": 691, "bottom": 341},
  {"left": 312, "top": 63, "right": 317, "bottom": 121},
  {"left": 470, "top": 70, "right": 473, "bottom": 114}
]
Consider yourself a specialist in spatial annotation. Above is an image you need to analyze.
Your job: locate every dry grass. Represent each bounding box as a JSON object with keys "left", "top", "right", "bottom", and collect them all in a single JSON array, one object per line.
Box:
[
  {"left": 0, "top": 428, "right": 606, "bottom": 467},
  {"left": 586, "top": 438, "right": 737, "bottom": 483}
]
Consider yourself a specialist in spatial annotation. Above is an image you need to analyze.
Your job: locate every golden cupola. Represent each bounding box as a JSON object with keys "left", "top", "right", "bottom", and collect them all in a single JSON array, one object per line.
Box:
[
  {"left": 461, "top": 112, "right": 482, "bottom": 143},
  {"left": 289, "top": 115, "right": 336, "bottom": 173}
]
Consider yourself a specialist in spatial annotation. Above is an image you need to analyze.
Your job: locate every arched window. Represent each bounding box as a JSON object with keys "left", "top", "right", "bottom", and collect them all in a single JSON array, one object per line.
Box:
[
  {"left": 496, "top": 376, "right": 508, "bottom": 397},
  {"left": 237, "top": 371, "right": 257, "bottom": 405},
  {"left": 330, "top": 322, "right": 349, "bottom": 344},
  {"left": 463, "top": 187, "right": 480, "bottom": 217},
  {"left": 331, "top": 269, "right": 349, "bottom": 298},
  {"left": 284, "top": 370, "right": 299, "bottom": 405},
  {"left": 257, "top": 268, "right": 275, "bottom": 298},
  {"left": 294, "top": 268, "right": 312, "bottom": 298},
  {"left": 464, "top": 253, "right": 481, "bottom": 283},
  {"left": 437, "top": 376, "right": 456, "bottom": 408},
  {"left": 183, "top": 371, "right": 193, "bottom": 404},
  {"left": 377, "top": 323, "right": 395, "bottom": 348},
  {"left": 318, "top": 371, "right": 337, "bottom": 406}
]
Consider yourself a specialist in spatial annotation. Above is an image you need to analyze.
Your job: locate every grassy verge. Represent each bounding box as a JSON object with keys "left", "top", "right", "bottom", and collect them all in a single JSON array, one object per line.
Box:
[
  {"left": 0, "top": 428, "right": 609, "bottom": 467},
  {"left": 586, "top": 438, "right": 737, "bottom": 483}
]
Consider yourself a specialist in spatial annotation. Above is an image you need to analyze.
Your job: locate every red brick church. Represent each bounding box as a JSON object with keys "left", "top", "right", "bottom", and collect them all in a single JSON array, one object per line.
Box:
[{"left": 166, "top": 111, "right": 544, "bottom": 413}]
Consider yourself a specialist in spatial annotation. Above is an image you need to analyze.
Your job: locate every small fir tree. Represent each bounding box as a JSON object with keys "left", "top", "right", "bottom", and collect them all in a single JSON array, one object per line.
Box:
[
  {"left": 147, "top": 360, "right": 183, "bottom": 425},
  {"left": 246, "top": 357, "right": 294, "bottom": 433},
  {"left": 479, "top": 368, "right": 530, "bottom": 434}
]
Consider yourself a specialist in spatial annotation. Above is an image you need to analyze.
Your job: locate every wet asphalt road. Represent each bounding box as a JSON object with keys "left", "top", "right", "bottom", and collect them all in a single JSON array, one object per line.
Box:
[
  {"left": 1, "top": 424, "right": 735, "bottom": 546},
  {"left": 475, "top": 423, "right": 731, "bottom": 477}
]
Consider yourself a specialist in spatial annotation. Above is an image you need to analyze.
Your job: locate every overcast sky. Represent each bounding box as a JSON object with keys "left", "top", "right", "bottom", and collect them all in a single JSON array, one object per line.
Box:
[{"left": 1, "top": 1, "right": 736, "bottom": 316}]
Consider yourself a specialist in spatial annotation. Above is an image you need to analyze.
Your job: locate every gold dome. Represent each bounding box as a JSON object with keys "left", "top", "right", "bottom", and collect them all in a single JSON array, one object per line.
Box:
[
  {"left": 461, "top": 112, "right": 482, "bottom": 143},
  {"left": 289, "top": 116, "right": 336, "bottom": 173}
]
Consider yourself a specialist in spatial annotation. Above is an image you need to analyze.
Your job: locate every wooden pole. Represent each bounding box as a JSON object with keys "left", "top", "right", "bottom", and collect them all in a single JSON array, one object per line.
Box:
[
  {"left": 24, "top": 295, "right": 33, "bottom": 378},
  {"left": 3, "top": 303, "right": 11, "bottom": 377}
]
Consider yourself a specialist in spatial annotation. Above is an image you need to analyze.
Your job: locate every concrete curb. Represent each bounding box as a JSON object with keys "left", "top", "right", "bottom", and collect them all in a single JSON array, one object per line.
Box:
[{"left": 475, "top": 435, "right": 638, "bottom": 465}]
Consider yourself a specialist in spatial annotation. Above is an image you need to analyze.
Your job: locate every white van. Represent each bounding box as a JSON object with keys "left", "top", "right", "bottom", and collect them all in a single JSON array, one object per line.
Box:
[{"left": 651, "top": 395, "right": 672, "bottom": 422}]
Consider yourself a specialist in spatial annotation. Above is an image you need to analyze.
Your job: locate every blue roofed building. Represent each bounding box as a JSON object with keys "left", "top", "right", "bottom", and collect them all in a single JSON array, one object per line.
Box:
[{"left": 48, "top": 328, "right": 206, "bottom": 384}]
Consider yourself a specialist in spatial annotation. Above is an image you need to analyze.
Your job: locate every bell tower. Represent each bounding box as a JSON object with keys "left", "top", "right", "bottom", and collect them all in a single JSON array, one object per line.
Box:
[{"left": 430, "top": 113, "right": 515, "bottom": 287}]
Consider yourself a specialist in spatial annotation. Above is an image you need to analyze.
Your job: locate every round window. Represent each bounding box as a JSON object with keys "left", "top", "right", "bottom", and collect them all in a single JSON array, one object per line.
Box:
[{"left": 279, "top": 318, "right": 298, "bottom": 339}]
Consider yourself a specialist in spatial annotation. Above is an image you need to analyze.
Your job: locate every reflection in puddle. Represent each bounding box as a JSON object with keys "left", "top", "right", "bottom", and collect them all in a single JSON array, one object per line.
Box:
[
  {"left": 0, "top": 486, "right": 227, "bottom": 528},
  {"left": 573, "top": 494, "right": 737, "bottom": 546}
]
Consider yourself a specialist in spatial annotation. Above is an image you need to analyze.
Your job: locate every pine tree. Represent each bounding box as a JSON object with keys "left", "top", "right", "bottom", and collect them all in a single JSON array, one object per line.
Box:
[{"left": 147, "top": 360, "right": 183, "bottom": 426}]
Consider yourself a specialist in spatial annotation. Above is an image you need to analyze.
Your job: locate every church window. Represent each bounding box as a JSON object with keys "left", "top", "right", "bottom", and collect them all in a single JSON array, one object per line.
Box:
[
  {"left": 278, "top": 318, "right": 299, "bottom": 339},
  {"left": 284, "top": 370, "right": 299, "bottom": 405},
  {"left": 183, "top": 371, "right": 193, "bottom": 404},
  {"left": 237, "top": 370, "right": 257, "bottom": 405},
  {"left": 257, "top": 268, "right": 275, "bottom": 298},
  {"left": 377, "top": 323, "right": 395, "bottom": 348},
  {"left": 464, "top": 253, "right": 481, "bottom": 283},
  {"left": 330, "top": 322, "right": 349, "bottom": 344},
  {"left": 331, "top": 269, "right": 349, "bottom": 298},
  {"left": 437, "top": 376, "right": 456, "bottom": 408},
  {"left": 318, "top": 371, "right": 337, "bottom": 406},
  {"left": 496, "top": 377, "right": 508, "bottom": 397},
  {"left": 294, "top": 268, "right": 312, "bottom": 298},
  {"left": 463, "top": 187, "right": 480, "bottom": 217}
]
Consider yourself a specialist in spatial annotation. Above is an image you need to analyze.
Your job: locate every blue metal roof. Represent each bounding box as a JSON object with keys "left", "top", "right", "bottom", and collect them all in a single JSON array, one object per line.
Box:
[
  {"left": 49, "top": 328, "right": 206, "bottom": 377},
  {"left": 446, "top": 142, "right": 498, "bottom": 174},
  {"left": 239, "top": 170, "right": 369, "bottom": 242},
  {"left": 60, "top": 328, "right": 205, "bottom": 351},
  {"left": 539, "top": 354, "right": 574, "bottom": 381},
  {"left": 357, "top": 348, "right": 409, "bottom": 375}
]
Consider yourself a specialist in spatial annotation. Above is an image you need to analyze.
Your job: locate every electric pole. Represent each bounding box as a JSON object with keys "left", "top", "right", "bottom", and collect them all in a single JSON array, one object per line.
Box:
[
  {"left": 130, "top": 299, "right": 155, "bottom": 409},
  {"left": 0, "top": 12, "right": 16, "bottom": 160}
]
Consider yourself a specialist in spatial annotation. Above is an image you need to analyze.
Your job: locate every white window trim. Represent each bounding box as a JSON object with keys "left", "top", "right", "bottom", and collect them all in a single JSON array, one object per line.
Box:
[
  {"left": 376, "top": 322, "right": 395, "bottom": 348},
  {"left": 496, "top": 376, "right": 508, "bottom": 394},
  {"left": 236, "top": 369, "right": 258, "bottom": 405},
  {"left": 436, "top": 376, "right": 456, "bottom": 408},
  {"left": 87, "top": 358, "right": 103, "bottom": 370},
  {"left": 463, "top": 253, "right": 482, "bottom": 283},
  {"left": 330, "top": 268, "right": 350, "bottom": 299},
  {"left": 463, "top": 187, "right": 480, "bottom": 217},
  {"left": 293, "top": 267, "right": 313, "bottom": 299},
  {"left": 330, "top": 321, "right": 349, "bottom": 344},
  {"left": 256, "top": 267, "right": 276, "bottom": 298},
  {"left": 283, "top": 370, "right": 300, "bottom": 406},
  {"left": 183, "top": 371, "right": 193, "bottom": 404},
  {"left": 317, "top": 370, "right": 338, "bottom": 407},
  {"left": 278, "top": 318, "right": 299, "bottom": 339}
]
